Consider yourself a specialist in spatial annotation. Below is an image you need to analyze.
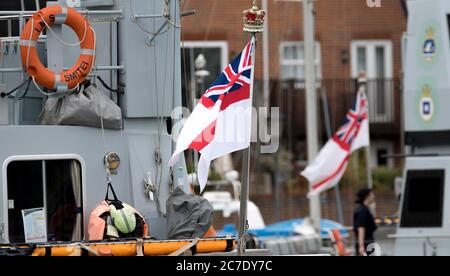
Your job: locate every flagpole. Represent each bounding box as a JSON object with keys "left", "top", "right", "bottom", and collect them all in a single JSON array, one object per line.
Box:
[
  {"left": 237, "top": 34, "right": 256, "bottom": 257},
  {"left": 237, "top": 1, "right": 265, "bottom": 256},
  {"left": 358, "top": 74, "right": 374, "bottom": 190},
  {"left": 303, "top": 0, "right": 321, "bottom": 231},
  {"left": 237, "top": 34, "right": 256, "bottom": 258},
  {"left": 320, "top": 86, "right": 345, "bottom": 225},
  {"left": 238, "top": 129, "right": 252, "bottom": 256}
]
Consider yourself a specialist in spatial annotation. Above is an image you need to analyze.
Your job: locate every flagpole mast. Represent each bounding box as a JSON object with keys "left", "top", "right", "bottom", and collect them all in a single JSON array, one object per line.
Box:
[
  {"left": 358, "top": 73, "right": 374, "bottom": 190},
  {"left": 238, "top": 1, "right": 266, "bottom": 256},
  {"left": 320, "top": 86, "right": 345, "bottom": 225},
  {"left": 303, "top": 0, "right": 321, "bottom": 231}
]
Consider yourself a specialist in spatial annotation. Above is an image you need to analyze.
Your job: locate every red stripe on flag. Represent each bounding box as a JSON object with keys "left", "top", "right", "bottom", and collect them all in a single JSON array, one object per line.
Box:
[
  {"left": 199, "top": 96, "right": 216, "bottom": 108},
  {"left": 332, "top": 136, "right": 351, "bottom": 152},
  {"left": 343, "top": 120, "right": 358, "bottom": 142},
  {"left": 220, "top": 85, "right": 250, "bottom": 111},
  {"left": 243, "top": 43, "right": 251, "bottom": 67},
  {"left": 312, "top": 155, "right": 350, "bottom": 191},
  {"left": 188, "top": 120, "right": 217, "bottom": 152},
  {"left": 205, "top": 84, "right": 230, "bottom": 94}
]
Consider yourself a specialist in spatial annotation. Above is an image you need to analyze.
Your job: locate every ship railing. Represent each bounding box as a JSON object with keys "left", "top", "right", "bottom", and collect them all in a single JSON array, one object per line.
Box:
[{"left": 0, "top": 9, "right": 125, "bottom": 74}]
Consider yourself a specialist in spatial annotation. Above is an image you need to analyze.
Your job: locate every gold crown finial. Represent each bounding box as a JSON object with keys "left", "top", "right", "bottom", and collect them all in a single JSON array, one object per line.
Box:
[
  {"left": 243, "top": 0, "right": 266, "bottom": 33},
  {"left": 253, "top": 0, "right": 258, "bottom": 10}
]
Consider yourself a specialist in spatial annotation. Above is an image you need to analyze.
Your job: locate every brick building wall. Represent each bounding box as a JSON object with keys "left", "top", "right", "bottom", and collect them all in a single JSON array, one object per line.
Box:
[
  {"left": 183, "top": 0, "right": 406, "bottom": 227},
  {"left": 181, "top": 0, "right": 407, "bottom": 81},
  {"left": 182, "top": 0, "right": 407, "bottom": 164}
]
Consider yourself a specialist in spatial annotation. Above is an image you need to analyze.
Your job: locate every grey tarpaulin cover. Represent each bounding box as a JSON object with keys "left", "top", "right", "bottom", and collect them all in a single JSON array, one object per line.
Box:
[
  {"left": 38, "top": 85, "right": 122, "bottom": 130},
  {"left": 166, "top": 187, "right": 214, "bottom": 239}
]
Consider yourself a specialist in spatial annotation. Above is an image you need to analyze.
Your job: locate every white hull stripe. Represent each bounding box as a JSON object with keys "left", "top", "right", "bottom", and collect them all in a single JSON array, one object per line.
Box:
[
  {"left": 80, "top": 48, "right": 95, "bottom": 56},
  {"left": 54, "top": 7, "right": 68, "bottom": 25},
  {"left": 20, "top": 40, "right": 37, "bottom": 48}
]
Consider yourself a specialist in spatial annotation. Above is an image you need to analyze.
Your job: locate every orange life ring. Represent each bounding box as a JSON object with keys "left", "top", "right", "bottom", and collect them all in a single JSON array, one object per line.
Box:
[{"left": 20, "top": 5, "right": 95, "bottom": 91}]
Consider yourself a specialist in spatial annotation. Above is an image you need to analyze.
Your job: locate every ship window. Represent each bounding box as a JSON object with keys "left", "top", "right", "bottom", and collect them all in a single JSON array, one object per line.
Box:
[
  {"left": 6, "top": 159, "right": 83, "bottom": 243},
  {"left": 400, "top": 170, "right": 445, "bottom": 228}
]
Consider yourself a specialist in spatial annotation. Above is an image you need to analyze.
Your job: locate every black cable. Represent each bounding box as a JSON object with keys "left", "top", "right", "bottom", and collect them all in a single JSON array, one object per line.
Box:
[
  {"left": 13, "top": 78, "right": 32, "bottom": 101},
  {"left": 0, "top": 77, "right": 31, "bottom": 98},
  {"left": 96, "top": 76, "right": 124, "bottom": 95}
]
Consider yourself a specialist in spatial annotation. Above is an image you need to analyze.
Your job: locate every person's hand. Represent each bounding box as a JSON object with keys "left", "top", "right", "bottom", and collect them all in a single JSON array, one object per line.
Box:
[{"left": 359, "top": 245, "right": 366, "bottom": 256}]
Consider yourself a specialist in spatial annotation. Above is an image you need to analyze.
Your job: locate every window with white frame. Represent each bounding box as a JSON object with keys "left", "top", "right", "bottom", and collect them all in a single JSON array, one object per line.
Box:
[
  {"left": 351, "top": 40, "right": 394, "bottom": 123},
  {"left": 5, "top": 158, "right": 83, "bottom": 243},
  {"left": 181, "top": 41, "right": 228, "bottom": 103},
  {"left": 279, "top": 41, "right": 322, "bottom": 81}
]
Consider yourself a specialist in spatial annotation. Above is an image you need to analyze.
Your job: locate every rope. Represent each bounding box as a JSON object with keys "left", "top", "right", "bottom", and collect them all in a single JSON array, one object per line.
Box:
[
  {"left": 148, "top": 0, "right": 173, "bottom": 216},
  {"left": 130, "top": 0, "right": 171, "bottom": 35},
  {"left": 0, "top": 77, "right": 31, "bottom": 98},
  {"left": 85, "top": 23, "right": 113, "bottom": 190},
  {"left": 11, "top": 77, "right": 32, "bottom": 101},
  {"left": 155, "top": 29, "right": 171, "bottom": 196},
  {"left": 95, "top": 75, "right": 124, "bottom": 94},
  {"left": 32, "top": 77, "right": 80, "bottom": 97},
  {"left": 129, "top": 139, "right": 166, "bottom": 217},
  {"left": 37, "top": 12, "right": 88, "bottom": 47},
  {"left": 171, "top": 0, "right": 180, "bottom": 191},
  {"left": 180, "top": 0, "right": 201, "bottom": 186},
  {"left": 200, "top": 0, "right": 218, "bottom": 54},
  {"left": 86, "top": 25, "right": 107, "bottom": 158}
]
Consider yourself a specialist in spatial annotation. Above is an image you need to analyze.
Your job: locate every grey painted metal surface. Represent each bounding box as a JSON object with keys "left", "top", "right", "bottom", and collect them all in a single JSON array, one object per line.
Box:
[
  {"left": 117, "top": 0, "right": 179, "bottom": 118},
  {"left": 0, "top": 120, "right": 186, "bottom": 241},
  {"left": 403, "top": 0, "right": 450, "bottom": 133},
  {"left": 395, "top": 0, "right": 450, "bottom": 256},
  {"left": 0, "top": 38, "right": 46, "bottom": 125},
  {"left": 80, "top": 0, "right": 114, "bottom": 8},
  {"left": 395, "top": 156, "right": 450, "bottom": 256},
  {"left": 0, "top": 0, "right": 187, "bottom": 242}
]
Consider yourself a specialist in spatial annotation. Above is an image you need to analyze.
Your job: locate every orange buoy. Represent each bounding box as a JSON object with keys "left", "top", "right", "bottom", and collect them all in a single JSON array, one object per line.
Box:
[{"left": 20, "top": 5, "right": 96, "bottom": 91}]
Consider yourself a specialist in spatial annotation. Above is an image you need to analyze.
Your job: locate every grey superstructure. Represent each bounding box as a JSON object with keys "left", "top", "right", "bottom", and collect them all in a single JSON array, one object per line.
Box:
[
  {"left": 0, "top": 0, "right": 188, "bottom": 242},
  {"left": 396, "top": 0, "right": 450, "bottom": 256}
]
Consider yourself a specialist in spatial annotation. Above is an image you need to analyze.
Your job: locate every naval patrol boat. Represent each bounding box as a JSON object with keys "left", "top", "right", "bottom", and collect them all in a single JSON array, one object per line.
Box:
[{"left": 0, "top": 0, "right": 216, "bottom": 255}]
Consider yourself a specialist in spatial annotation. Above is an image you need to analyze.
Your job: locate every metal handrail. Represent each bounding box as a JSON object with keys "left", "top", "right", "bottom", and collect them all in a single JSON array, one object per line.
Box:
[
  {"left": 0, "top": 9, "right": 124, "bottom": 74},
  {"left": 0, "top": 10, "right": 123, "bottom": 17},
  {"left": 388, "top": 234, "right": 450, "bottom": 239},
  {"left": 0, "top": 65, "right": 125, "bottom": 73},
  {"left": 0, "top": 15, "right": 22, "bottom": 20}
]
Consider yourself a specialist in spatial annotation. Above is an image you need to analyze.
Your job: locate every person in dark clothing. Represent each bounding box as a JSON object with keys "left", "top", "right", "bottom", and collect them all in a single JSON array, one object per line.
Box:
[{"left": 353, "top": 188, "right": 377, "bottom": 256}]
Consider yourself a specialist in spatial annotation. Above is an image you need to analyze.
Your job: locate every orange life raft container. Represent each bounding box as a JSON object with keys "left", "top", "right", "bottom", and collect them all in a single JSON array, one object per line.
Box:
[
  {"left": 20, "top": 5, "right": 96, "bottom": 91},
  {"left": 30, "top": 238, "right": 235, "bottom": 256}
]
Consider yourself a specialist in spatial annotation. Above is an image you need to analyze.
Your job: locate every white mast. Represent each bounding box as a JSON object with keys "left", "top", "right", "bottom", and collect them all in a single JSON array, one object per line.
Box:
[{"left": 303, "top": 0, "right": 321, "bottom": 231}]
